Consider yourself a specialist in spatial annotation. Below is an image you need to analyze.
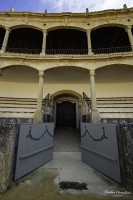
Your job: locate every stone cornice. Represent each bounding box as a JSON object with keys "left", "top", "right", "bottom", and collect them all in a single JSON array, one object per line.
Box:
[{"left": 0, "top": 7, "right": 133, "bottom": 19}]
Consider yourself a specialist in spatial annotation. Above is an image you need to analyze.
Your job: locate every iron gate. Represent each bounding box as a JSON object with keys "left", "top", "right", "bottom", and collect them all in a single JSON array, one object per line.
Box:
[
  {"left": 80, "top": 123, "right": 121, "bottom": 183},
  {"left": 15, "top": 123, "right": 54, "bottom": 180}
]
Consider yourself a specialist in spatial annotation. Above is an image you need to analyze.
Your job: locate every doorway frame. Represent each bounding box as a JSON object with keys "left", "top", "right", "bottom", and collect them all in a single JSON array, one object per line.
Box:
[{"left": 54, "top": 96, "right": 79, "bottom": 129}]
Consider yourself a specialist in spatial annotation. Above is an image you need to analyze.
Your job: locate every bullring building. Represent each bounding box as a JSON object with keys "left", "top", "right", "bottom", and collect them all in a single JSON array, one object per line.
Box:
[{"left": 0, "top": 7, "right": 133, "bottom": 128}]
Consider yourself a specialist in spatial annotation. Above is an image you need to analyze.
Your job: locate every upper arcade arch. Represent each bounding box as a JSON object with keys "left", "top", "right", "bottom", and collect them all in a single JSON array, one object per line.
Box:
[
  {"left": 9, "top": 24, "right": 43, "bottom": 32},
  {"left": 46, "top": 27, "right": 88, "bottom": 55},
  {"left": 47, "top": 25, "right": 86, "bottom": 33},
  {"left": 91, "top": 23, "right": 127, "bottom": 31},
  {"left": 7, "top": 27, "right": 43, "bottom": 54},
  {"left": 91, "top": 25, "right": 131, "bottom": 54}
]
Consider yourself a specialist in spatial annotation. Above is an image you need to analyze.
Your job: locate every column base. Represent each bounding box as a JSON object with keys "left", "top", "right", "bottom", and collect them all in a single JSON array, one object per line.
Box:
[
  {"left": 91, "top": 110, "right": 100, "bottom": 123},
  {"left": 88, "top": 52, "right": 94, "bottom": 56},
  {"left": 33, "top": 110, "right": 43, "bottom": 123},
  {"left": 40, "top": 52, "right": 45, "bottom": 56},
  {"left": 0, "top": 50, "right": 5, "bottom": 53}
]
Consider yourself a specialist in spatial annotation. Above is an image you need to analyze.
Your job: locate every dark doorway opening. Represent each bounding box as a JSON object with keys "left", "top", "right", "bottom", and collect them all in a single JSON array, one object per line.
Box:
[{"left": 56, "top": 101, "right": 76, "bottom": 128}]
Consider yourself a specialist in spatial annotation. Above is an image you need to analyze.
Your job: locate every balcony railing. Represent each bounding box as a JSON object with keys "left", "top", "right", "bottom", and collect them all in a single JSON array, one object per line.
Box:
[
  {"left": 6, "top": 47, "right": 41, "bottom": 54},
  {"left": 92, "top": 46, "right": 132, "bottom": 54},
  {"left": 46, "top": 49, "right": 88, "bottom": 54},
  {"left": 0, "top": 46, "right": 132, "bottom": 55}
]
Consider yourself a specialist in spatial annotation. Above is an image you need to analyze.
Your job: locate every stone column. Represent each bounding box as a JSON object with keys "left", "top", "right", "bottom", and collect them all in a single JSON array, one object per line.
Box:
[
  {"left": 41, "top": 30, "right": 47, "bottom": 55},
  {"left": 125, "top": 26, "right": 133, "bottom": 51},
  {"left": 34, "top": 70, "right": 44, "bottom": 123},
  {"left": 89, "top": 70, "right": 100, "bottom": 123},
  {"left": 86, "top": 29, "right": 93, "bottom": 55},
  {"left": 1, "top": 28, "right": 10, "bottom": 53}
]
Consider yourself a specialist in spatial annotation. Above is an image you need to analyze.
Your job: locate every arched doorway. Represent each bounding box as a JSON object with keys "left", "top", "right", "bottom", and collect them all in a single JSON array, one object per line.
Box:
[
  {"left": 56, "top": 100, "right": 76, "bottom": 128},
  {"left": 51, "top": 91, "right": 82, "bottom": 152},
  {"left": 50, "top": 89, "right": 83, "bottom": 130}
]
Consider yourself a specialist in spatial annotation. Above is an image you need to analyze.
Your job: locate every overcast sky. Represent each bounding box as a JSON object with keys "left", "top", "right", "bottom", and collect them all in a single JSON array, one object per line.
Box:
[{"left": 1, "top": 0, "right": 133, "bottom": 13}]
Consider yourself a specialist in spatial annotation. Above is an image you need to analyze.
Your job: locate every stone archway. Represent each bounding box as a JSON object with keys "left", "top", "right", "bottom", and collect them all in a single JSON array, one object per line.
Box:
[{"left": 50, "top": 90, "right": 83, "bottom": 129}]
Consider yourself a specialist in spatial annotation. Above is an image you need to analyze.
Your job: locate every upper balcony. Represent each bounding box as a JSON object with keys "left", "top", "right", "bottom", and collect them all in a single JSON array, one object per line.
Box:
[{"left": 0, "top": 25, "right": 133, "bottom": 58}]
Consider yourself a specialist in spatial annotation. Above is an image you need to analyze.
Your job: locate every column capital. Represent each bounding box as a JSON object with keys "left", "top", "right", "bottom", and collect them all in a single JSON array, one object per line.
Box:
[
  {"left": 5, "top": 27, "right": 11, "bottom": 33},
  {"left": 90, "top": 70, "right": 95, "bottom": 77},
  {"left": 43, "top": 29, "right": 47, "bottom": 34},
  {"left": 86, "top": 29, "right": 91, "bottom": 35},
  {"left": 38, "top": 70, "right": 44, "bottom": 76},
  {"left": 86, "top": 29, "right": 91, "bottom": 34},
  {"left": 5, "top": 27, "right": 10, "bottom": 30},
  {"left": 126, "top": 25, "right": 132, "bottom": 30}
]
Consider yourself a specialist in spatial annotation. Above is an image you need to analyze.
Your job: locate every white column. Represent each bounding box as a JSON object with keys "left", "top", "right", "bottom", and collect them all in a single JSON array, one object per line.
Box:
[
  {"left": 41, "top": 30, "right": 47, "bottom": 55},
  {"left": 89, "top": 70, "right": 100, "bottom": 123},
  {"left": 1, "top": 28, "right": 10, "bottom": 53},
  {"left": 126, "top": 26, "right": 133, "bottom": 51},
  {"left": 34, "top": 70, "right": 44, "bottom": 123},
  {"left": 86, "top": 29, "right": 93, "bottom": 55}
]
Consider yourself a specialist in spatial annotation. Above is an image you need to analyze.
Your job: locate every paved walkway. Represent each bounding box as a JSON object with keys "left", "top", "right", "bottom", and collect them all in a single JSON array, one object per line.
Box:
[
  {"left": 53, "top": 128, "right": 80, "bottom": 152},
  {"left": 43, "top": 152, "right": 121, "bottom": 195},
  {"left": 0, "top": 128, "right": 132, "bottom": 200}
]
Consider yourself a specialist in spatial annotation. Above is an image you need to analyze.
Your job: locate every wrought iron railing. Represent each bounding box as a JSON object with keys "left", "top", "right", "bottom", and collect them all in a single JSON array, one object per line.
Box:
[
  {"left": 43, "top": 93, "right": 50, "bottom": 107},
  {"left": 92, "top": 46, "right": 132, "bottom": 54},
  {"left": 6, "top": 47, "right": 41, "bottom": 54},
  {"left": 46, "top": 49, "right": 88, "bottom": 55},
  {"left": 0, "top": 45, "right": 132, "bottom": 55},
  {"left": 83, "top": 92, "right": 91, "bottom": 109}
]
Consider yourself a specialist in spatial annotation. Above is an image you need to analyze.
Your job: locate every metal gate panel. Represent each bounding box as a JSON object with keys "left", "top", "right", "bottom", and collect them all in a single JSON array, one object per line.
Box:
[
  {"left": 15, "top": 123, "right": 54, "bottom": 180},
  {"left": 80, "top": 123, "right": 121, "bottom": 183}
]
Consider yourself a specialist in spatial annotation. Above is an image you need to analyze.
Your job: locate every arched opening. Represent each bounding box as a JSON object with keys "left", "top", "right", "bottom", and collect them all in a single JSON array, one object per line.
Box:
[
  {"left": 56, "top": 100, "right": 76, "bottom": 128},
  {"left": 0, "top": 27, "right": 5, "bottom": 48},
  {"left": 95, "top": 64, "right": 133, "bottom": 123},
  {"left": 52, "top": 91, "right": 81, "bottom": 152},
  {"left": 91, "top": 26, "right": 131, "bottom": 54},
  {"left": 54, "top": 95, "right": 78, "bottom": 129},
  {"left": 7, "top": 28, "right": 43, "bottom": 54},
  {"left": 0, "top": 65, "right": 38, "bottom": 123},
  {"left": 46, "top": 28, "right": 88, "bottom": 54}
]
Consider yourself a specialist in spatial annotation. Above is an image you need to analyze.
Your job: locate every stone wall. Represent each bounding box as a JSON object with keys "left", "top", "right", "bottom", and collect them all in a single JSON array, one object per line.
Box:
[
  {"left": 0, "top": 118, "right": 33, "bottom": 124},
  {"left": 117, "top": 124, "right": 133, "bottom": 188},
  {"left": 0, "top": 123, "right": 18, "bottom": 192}
]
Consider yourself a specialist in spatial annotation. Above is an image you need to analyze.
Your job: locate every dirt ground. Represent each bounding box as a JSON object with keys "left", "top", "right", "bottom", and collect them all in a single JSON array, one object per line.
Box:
[{"left": 0, "top": 169, "right": 132, "bottom": 200}]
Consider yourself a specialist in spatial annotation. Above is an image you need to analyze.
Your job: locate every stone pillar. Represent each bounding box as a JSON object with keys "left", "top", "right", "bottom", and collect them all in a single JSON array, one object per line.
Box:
[
  {"left": 41, "top": 30, "right": 47, "bottom": 55},
  {"left": 125, "top": 26, "right": 133, "bottom": 51},
  {"left": 86, "top": 29, "right": 93, "bottom": 55},
  {"left": 89, "top": 70, "right": 100, "bottom": 123},
  {"left": 34, "top": 70, "right": 44, "bottom": 123},
  {"left": 1, "top": 28, "right": 10, "bottom": 53}
]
